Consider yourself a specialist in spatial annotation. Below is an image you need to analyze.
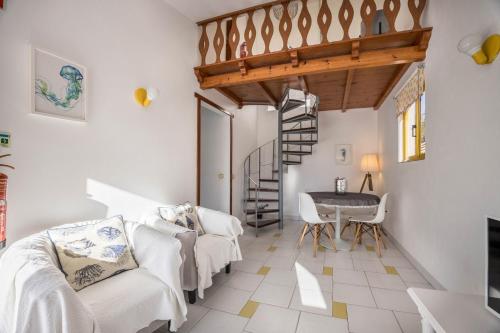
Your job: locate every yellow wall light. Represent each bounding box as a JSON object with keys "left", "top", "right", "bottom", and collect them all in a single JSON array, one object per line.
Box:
[
  {"left": 134, "top": 87, "right": 159, "bottom": 107},
  {"left": 458, "top": 33, "right": 500, "bottom": 65}
]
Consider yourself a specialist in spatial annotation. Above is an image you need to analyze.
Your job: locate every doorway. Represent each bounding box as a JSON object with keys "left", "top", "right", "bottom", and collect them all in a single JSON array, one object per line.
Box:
[{"left": 195, "top": 93, "right": 233, "bottom": 214}]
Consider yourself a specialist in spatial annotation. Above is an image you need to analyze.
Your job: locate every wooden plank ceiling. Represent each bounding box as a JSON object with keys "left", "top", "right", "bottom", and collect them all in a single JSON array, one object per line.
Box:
[{"left": 195, "top": 28, "right": 432, "bottom": 112}]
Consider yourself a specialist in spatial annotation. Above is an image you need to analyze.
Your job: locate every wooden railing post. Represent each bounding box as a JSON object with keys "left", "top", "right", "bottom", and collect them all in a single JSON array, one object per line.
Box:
[
  {"left": 383, "top": 0, "right": 401, "bottom": 33},
  {"left": 360, "top": 0, "right": 377, "bottom": 36},
  {"left": 228, "top": 15, "right": 240, "bottom": 60},
  {"left": 261, "top": 6, "right": 274, "bottom": 54},
  {"left": 245, "top": 10, "right": 256, "bottom": 56},
  {"left": 408, "top": 0, "right": 426, "bottom": 30},
  {"left": 214, "top": 19, "right": 224, "bottom": 63},
  {"left": 339, "top": 0, "right": 354, "bottom": 41},
  {"left": 198, "top": 23, "right": 209, "bottom": 66},
  {"left": 298, "top": 0, "right": 312, "bottom": 47},
  {"left": 279, "top": 2, "right": 293, "bottom": 51},
  {"left": 317, "top": 0, "right": 332, "bottom": 44}
]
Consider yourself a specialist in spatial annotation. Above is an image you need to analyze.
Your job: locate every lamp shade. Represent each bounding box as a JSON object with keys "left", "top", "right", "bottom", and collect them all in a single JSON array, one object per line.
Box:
[{"left": 361, "top": 154, "right": 379, "bottom": 172}]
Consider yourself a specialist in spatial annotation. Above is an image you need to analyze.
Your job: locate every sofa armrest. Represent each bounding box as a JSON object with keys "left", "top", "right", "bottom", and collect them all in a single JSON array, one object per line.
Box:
[
  {"left": 124, "top": 222, "right": 187, "bottom": 330},
  {"left": 196, "top": 207, "right": 244, "bottom": 261}
]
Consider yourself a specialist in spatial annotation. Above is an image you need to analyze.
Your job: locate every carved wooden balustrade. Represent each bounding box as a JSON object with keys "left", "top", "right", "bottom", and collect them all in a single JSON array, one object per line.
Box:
[{"left": 197, "top": 0, "right": 427, "bottom": 67}]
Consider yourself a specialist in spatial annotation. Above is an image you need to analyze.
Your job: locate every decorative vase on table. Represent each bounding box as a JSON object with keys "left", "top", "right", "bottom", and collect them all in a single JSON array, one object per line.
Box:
[{"left": 335, "top": 177, "right": 347, "bottom": 194}]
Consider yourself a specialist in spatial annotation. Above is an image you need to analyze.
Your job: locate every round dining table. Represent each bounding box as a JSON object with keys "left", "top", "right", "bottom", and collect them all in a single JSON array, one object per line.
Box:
[{"left": 307, "top": 192, "right": 380, "bottom": 251}]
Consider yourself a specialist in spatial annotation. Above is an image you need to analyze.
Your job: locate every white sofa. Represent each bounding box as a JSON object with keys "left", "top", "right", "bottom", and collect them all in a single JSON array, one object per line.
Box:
[
  {"left": 0, "top": 220, "right": 187, "bottom": 333},
  {"left": 142, "top": 206, "right": 243, "bottom": 301}
]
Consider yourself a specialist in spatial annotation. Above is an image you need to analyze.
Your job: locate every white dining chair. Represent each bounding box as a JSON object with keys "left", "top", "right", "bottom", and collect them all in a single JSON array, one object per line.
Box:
[
  {"left": 349, "top": 193, "right": 389, "bottom": 257},
  {"left": 298, "top": 193, "right": 336, "bottom": 256}
]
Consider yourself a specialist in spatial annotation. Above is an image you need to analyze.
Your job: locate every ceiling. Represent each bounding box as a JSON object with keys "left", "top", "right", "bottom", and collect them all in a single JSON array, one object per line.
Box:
[{"left": 163, "top": 0, "right": 270, "bottom": 22}]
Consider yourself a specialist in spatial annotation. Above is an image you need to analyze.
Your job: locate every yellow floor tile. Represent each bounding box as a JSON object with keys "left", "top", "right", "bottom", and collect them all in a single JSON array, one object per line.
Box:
[
  {"left": 385, "top": 266, "right": 399, "bottom": 275},
  {"left": 323, "top": 266, "right": 333, "bottom": 276},
  {"left": 257, "top": 266, "right": 271, "bottom": 275},
  {"left": 267, "top": 246, "right": 277, "bottom": 252},
  {"left": 365, "top": 245, "right": 375, "bottom": 252},
  {"left": 332, "top": 302, "right": 348, "bottom": 319},
  {"left": 239, "top": 300, "right": 260, "bottom": 318},
  {"left": 318, "top": 246, "right": 326, "bottom": 252}
]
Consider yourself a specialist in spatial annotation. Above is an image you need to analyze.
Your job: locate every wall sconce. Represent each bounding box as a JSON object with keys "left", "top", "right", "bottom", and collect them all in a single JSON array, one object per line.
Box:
[
  {"left": 134, "top": 87, "right": 159, "bottom": 107},
  {"left": 458, "top": 33, "right": 500, "bottom": 65}
]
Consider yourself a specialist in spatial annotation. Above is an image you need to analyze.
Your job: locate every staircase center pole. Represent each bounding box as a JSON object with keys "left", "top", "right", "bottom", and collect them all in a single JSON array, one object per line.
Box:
[{"left": 278, "top": 102, "right": 284, "bottom": 230}]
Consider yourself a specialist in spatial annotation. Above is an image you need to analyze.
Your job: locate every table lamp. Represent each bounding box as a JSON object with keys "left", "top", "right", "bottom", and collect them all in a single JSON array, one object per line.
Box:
[{"left": 360, "top": 153, "right": 379, "bottom": 193}]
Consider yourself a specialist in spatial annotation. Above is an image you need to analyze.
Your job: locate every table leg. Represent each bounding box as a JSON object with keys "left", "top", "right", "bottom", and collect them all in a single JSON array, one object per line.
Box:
[{"left": 421, "top": 318, "right": 435, "bottom": 333}]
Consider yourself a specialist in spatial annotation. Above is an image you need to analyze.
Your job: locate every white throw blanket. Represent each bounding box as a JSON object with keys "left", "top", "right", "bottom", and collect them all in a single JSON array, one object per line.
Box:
[{"left": 0, "top": 221, "right": 187, "bottom": 333}]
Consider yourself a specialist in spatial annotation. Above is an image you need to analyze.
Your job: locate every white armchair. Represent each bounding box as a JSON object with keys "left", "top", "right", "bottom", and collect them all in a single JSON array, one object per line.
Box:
[
  {"left": 142, "top": 206, "right": 244, "bottom": 302},
  {"left": 0, "top": 220, "right": 187, "bottom": 333}
]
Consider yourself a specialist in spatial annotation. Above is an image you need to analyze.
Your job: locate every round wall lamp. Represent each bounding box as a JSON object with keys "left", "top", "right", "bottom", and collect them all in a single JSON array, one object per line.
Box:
[
  {"left": 134, "top": 87, "right": 159, "bottom": 107},
  {"left": 458, "top": 33, "right": 500, "bottom": 65}
]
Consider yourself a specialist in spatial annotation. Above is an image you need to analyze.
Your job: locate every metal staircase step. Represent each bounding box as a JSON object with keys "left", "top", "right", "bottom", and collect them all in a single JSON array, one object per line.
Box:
[
  {"left": 284, "top": 160, "right": 301, "bottom": 165},
  {"left": 259, "top": 179, "right": 278, "bottom": 182},
  {"left": 282, "top": 113, "right": 316, "bottom": 124},
  {"left": 247, "top": 219, "right": 281, "bottom": 228},
  {"left": 246, "top": 198, "right": 279, "bottom": 202},
  {"left": 248, "top": 187, "right": 278, "bottom": 192},
  {"left": 281, "top": 99, "right": 305, "bottom": 113},
  {"left": 282, "top": 140, "right": 318, "bottom": 145},
  {"left": 245, "top": 209, "right": 280, "bottom": 215},
  {"left": 282, "top": 127, "right": 317, "bottom": 134},
  {"left": 283, "top": 150, "right": 312, "bottom": 156}
]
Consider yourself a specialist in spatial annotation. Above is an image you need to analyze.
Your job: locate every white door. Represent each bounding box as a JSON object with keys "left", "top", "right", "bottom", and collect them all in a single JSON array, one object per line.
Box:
[{"left": 200, "top": 102, "right": 230, "bottom": 213}]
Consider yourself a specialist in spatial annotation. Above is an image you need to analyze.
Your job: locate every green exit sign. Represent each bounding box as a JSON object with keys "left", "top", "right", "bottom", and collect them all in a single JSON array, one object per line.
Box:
[{"left": 0, "top": 132, "right": 10, "bottom": 148}]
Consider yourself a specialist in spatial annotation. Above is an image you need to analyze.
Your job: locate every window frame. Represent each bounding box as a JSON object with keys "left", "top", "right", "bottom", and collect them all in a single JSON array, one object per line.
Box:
[{"left": 399, "top": 93, "right": 425, "bottom": 163}]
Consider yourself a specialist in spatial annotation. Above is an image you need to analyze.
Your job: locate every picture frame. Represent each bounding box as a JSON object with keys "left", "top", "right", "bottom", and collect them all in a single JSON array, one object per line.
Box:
[
  {"left": 335, "top": 144, "right": 352, "bottom": 165},
  {"left": 31, "top": 46, "right": 87, "bottom": 122}
]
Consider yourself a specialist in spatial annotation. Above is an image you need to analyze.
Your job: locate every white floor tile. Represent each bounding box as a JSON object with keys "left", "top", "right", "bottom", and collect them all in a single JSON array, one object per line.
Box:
[
  {"left": 263, "top": 268, "right": 298, "bottom": 287},
  {"left": 404, "top": 281, "right": 433, "bottom": 289},
  {"left": 381, "top": 257, "right": 414, "bottom": 269},
  {"left": 265, "top": 255, "right": 296, "bottom": 270},
  {"left": 203, "top": 286, "right": 252, "bottom": 314},
  {"left": 294, "top": 259, "right": 324, "bottom": 275},
  {"left": 251, "top": 282, "right": 295, "bottom": 307},
  {"left": 324, "top": 256, "right": 354, "bottom": 270},
  {"left": 289, "top": 288, "right": 332, "bottom": 316},
  {"left": 297, "top": 272, "right": 332, "bottom": 292},
  {"left": 394, "top": 311, "right": 422, "bottom": 333},
  {"left": 233, "top": 259, "right": 265, "bottom": 274},
  {"left": 189, "top": 310, "right": 248, "bottom": 333},
  {"left": 296, "top": 312, "right": 349, "bottom": 333},
  {"left": 353, "top": 259, "right": 387, "bottom": 273},
  {"left": 332, "top": 269, "right": 368, "bottom": 286},
  {"left": 371, "top": 288, "right": 419, "bottom": 313},
  {"left": 366, "top": 272, "right": 407, "bottom": 290},
  {"left": 243, "top": 249, "right": 273, "bottom": 261},
  {"left": 350, "top": 250, "right": 380, "bottom": 260},
  {"left": 397, "top": 268, "right": 428, "bottom": 284},
  {"left": 347, "top": 305, "right": 402, "bottom": 333},
  {"left": 272, "top": 247, "right": 300, "bottom": 258},
  {"left": 245, "top": 304, "right": 300, "bottom": 333},
  {"left": 177, "top": 304, "right": 210, "bottom": 333},
  {"left": 332, "top": 283, "right": 376, "bottom": 307},
  {"left": 225, "top": 271, "right": 265, "bottom": 292}
]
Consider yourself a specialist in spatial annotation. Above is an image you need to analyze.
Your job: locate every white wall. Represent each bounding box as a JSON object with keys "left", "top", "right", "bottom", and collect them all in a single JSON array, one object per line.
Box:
[
  {"left": 284, "top": 108, "right": 379, "bottom": 217},
  {"left": 377, "top": 0, "right": 500, "bottom": 294},
  {"left": 0, "top": 0, "right": 200, "bottom": 242},
  {"left": 200, "top": 105, "right": 230, "bottom": 213}
]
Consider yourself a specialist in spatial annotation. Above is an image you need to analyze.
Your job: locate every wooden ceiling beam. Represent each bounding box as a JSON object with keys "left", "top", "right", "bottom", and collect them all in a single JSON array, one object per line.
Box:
[
  {"left": 341, "top": 70, "right": 354, "bottom": 112},
  {"left": 374, "top": 63, "right": 411, "bottom": 110},
  {"left": 200, "top": 46, "right": 426, "bottom": 89},
  {"left": 216, "top": 87, "right": 243, "bottom": 109},
  {"left": 257, "top": 82, "right": 279, "bottom": 107},
  {"left": 351, "top": 41, "right": 360, "bottom": 59}
]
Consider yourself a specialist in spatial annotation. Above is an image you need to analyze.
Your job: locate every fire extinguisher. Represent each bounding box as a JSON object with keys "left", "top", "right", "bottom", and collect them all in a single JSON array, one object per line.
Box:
[{"left": 0, "top": 154, "right": 14, "bottom": 250}]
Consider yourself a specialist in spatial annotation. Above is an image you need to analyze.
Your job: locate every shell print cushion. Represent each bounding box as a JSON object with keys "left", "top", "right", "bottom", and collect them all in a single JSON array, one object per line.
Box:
[
  {"left": 47, "top": 216, "right": 138, "bottom": 291},
  {"left": 159, "top": 203, "right": 205, "bottom": 235}
]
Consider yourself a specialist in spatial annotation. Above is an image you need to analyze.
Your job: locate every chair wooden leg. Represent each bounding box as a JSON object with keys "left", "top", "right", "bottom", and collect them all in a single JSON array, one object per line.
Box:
[
  {"left": 378, "top": 226, "right": 387, "bottom": 249},
  {"left": 313, "top": 225, "right": 318, "bottom": 257},
  {"left": 297, "top": 223, "right": 308, "bottom": 248},
  {"left": 373, "top": 225, "right": 382, "bottom": 257},
  {"left": 351, "top": 224, "right": 361, "bottom": 251},
  {"left": 325, "top": 223, "right": 337, "bottom": 252},
  {"left": 358, "top": 224, "right": 363, "bottom": 245},
  {"left": 340, "top": 222, "right": 350, "bottom": 237}
]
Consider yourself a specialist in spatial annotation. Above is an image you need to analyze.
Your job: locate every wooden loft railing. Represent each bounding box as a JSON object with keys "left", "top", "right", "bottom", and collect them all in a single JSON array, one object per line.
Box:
[{"left": 194, "top": 0, "right": 432, "bottom": 111}]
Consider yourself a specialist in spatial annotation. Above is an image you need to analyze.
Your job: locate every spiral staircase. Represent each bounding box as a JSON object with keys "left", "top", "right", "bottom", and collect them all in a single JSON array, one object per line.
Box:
[{"left": 243, "top": 89, "right": 319, "bottom": 236}]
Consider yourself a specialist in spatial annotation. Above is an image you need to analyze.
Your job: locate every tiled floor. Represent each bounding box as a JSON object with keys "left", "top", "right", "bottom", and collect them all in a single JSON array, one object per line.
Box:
[{"left": 176, "top": 219, "right": 433, "bottom": 333}]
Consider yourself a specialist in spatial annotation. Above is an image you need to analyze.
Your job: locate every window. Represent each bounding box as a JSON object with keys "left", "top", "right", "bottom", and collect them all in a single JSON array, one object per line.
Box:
[{"left": 396, "top": 67, "right": 426, "bottom": 162}]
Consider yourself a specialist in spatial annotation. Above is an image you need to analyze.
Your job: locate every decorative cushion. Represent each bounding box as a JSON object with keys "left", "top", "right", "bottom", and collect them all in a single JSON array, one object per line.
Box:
[
  {"left": 47, "top": 216, "right": 138, "bottom": 291},
  {"left": 159, "top": 203, "right": 205, "bottom": 235}
]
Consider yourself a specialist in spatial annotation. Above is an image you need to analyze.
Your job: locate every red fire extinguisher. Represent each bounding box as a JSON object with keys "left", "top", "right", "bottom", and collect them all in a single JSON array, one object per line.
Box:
[{"left": 0, "top": 154, "right": 14, "bottom": 249}]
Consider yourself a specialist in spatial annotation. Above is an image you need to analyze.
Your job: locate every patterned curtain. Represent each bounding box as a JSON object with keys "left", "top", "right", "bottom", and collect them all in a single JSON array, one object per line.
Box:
[{"left": 395, "top": 66, "right": 425, "bottom": 116}]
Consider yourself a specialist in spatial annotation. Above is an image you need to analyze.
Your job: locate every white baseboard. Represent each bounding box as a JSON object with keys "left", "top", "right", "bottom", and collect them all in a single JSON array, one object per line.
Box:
[{"left": 383, "top": 228, "right": 445, "bottom": 291}]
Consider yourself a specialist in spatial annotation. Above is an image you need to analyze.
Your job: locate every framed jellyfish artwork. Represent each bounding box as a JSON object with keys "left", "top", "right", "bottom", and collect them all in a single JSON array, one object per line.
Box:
[{"left": 31, "top": 47, "right": 87, "bottom": 121}]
